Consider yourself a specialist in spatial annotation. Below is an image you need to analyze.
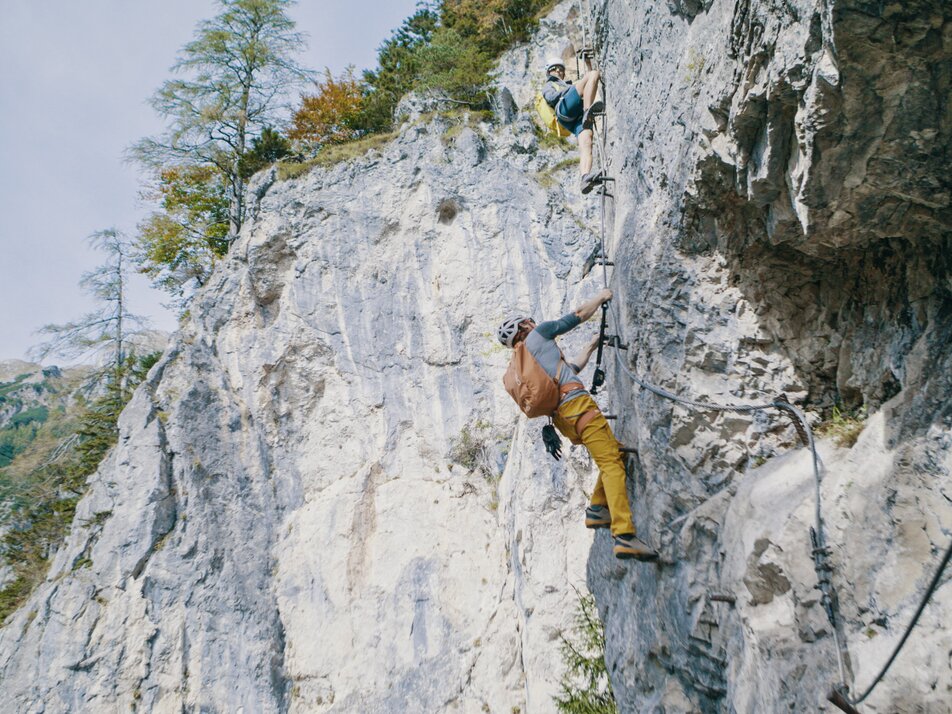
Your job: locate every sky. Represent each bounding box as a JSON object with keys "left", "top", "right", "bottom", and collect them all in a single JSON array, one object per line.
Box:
[{"left": 0, "top": 0, "right": 420, "bottom": 363}]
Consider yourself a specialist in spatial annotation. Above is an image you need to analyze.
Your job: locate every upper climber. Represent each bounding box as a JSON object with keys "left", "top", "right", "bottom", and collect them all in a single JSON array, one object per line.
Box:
[
  {"left": 541, "top": 56, "right": 605, "bottom": 195},
  {"left": 497, "top": 289, "right": 658, "bottom": 561}
]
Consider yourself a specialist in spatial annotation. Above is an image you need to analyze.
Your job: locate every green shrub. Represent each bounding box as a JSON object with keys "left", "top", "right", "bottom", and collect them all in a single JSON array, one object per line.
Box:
[
  {"left": 238, "top": 127, "right": 293, "bottom": 179},
  {"left": 816, "top": 405, "right": 867, "bottom": 448},
  {"left": 554, "top": 592, "right": 618, "bottom": 714},
  {"left": 449, "top": 421, "right": 496, "bottom": 475},
  {"left": 10, "top": 406, "right": 49, "bottom": 428}
]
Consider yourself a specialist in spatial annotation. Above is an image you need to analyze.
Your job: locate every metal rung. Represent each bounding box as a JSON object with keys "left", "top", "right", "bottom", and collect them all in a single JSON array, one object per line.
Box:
[
  {"left": 619, "top": 447, "right": 638, "bottom": 454},
  {"left": 827, "top": 688, "right": 861, "bottom": 714},
  {"left": 595, "top": 259, "right": 614, "bottom": 266},
  {"left": 605, "top": 336, "right": 628, "bottom": 350},
  {"left": 603, "top": 414, "right": 617, "bottom": 420},
  {"left": 577, "top": 47, "right": 596, "bottom": 58},
  {"left": 709, "top": 593, "right": 736, "bottom": 605}
]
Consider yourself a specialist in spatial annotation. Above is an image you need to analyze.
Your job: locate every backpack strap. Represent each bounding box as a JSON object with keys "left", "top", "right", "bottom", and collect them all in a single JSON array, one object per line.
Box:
[
  {"left": 555, "top": 358, "right": 584, "bottom": 396},
  {"left": 543, "top": 78, "right": 570, "bottom": 108}
]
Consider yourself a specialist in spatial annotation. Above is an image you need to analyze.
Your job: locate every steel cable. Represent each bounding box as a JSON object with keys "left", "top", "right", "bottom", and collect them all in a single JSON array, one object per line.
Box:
[{"left": 848, "top": 536, "right": 952, "bottom": 705}]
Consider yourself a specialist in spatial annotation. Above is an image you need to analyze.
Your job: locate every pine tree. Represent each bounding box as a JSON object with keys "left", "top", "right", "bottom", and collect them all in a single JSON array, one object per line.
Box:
[
  {"left": 554, "top": 592, "right": 618, "bottom": 714},
  {"left": 33, "top": 229, "right": 148, "bottom": 377},
  {"left": 237, "top": 126, "right": 293, "bottom": 179},
  {"left": 132, "top": 0, "right": 311, "bottom": 237},
  {"left": 0, "top": 352, "right": 160, "bottom": 623}
]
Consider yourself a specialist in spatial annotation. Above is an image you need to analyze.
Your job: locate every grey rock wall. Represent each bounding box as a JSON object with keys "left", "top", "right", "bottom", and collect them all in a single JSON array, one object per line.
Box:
[
  {"left": 0, "top": 1, "right": 949, "bottom": 713},
  {"left": 0, "top": 69, "right": 608, "bottom": 712},
  {"left": 588, "top": 0, "right": 952, "bottom": 711}
]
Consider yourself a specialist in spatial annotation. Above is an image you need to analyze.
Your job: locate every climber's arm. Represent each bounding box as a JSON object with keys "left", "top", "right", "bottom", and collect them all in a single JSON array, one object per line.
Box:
[
  {"left": 569, "top": 335, "right": 601, "bottom": 373},
  {"left": 574, "top": 288, "right": 612, "bottom": 323}
]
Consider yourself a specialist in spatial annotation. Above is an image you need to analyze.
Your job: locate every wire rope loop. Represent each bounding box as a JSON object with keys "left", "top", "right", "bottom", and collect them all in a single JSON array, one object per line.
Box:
[{"left": 849, "top": 536, "right": 952, "bottom": 705}]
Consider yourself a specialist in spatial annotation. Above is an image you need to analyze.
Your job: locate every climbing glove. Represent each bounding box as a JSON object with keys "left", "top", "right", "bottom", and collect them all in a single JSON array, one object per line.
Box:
[{"left": 542, "top": 423, "right": 562, "bottom": 460}]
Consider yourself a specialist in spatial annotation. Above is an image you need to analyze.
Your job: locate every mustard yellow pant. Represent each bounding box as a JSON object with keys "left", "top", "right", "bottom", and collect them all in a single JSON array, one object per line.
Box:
[{"left": 553, "top": 394, "right": 635, "bottom": 536}]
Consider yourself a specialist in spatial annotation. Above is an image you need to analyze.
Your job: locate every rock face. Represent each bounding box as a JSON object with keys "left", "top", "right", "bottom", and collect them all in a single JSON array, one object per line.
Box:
[
  {"left": 0, "top": 24, "right": 605, "bottom": 708},
  {"left": 585, "top": 0, "right": 952, "bottom": 711},
  {"left": 1, "top": 2, "right": 950, "bottom": 713}
]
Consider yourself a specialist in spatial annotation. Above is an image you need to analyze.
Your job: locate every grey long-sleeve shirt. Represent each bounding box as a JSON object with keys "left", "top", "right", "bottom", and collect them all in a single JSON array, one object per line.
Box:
[
  {"left": 542, "top": 75, "right": 572, "bottom": 107},
  {"left": 525, "top": 312, "right": 587, "bottom": 406}
]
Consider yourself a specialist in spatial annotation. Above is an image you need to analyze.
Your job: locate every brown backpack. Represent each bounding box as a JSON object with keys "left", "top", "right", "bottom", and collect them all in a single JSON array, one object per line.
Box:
[{"left": 503, "top": 342, "right": 565, "bottom": 418}]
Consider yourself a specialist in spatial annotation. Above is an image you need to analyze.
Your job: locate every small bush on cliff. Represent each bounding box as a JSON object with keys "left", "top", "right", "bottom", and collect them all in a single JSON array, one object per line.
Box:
[
  {"left": 816, "top": 405, "right": 867, "bottom": 448},
  {"left": 449, "top": 421, "right": 495, "bottom": 477},
  {"left": 554, "top": 591, "right": 618, "bottom": 714},
  {"left": 289, "top": 68, "right": 376, "bottom": 148}
]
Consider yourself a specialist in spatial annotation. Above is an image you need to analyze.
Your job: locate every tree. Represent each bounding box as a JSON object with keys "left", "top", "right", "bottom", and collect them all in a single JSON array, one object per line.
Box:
[
  {"left": 32, "top": 229, "right": 148, "bottom": 378},
  {"left": 554, "top": 591, "right": 618, "bottom": 714},
  {"left": 289, "top": 68, "right": 370, "bottom": 148},
  {"left": 361, "top": 6, "right": 439, "bottom": 128},
  {"left": 131, "top": 0, "right": 311, "bottom": 237},
  {"left": 413, "top": 26, "right": 494, "bottom": 103},
  {"left": 74, "top": 353, "right": 161, "bottom": 475},
  {"left": 441, "top": 0, "right": 546, "bottom": 55},
  {"left": 237, "top": 126, "right": 292, "bottom": 179},
  {"left": 136, "top": 165, "right": 230, "bottom": 300},
  {"left": 0, "top": 351, "right": 160, "bottom": 623}
]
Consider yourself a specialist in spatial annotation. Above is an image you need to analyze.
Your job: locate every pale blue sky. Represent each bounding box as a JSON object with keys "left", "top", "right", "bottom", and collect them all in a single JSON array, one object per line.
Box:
[{"left": 0, "top": 0, "right": 419, "bottom": 362}]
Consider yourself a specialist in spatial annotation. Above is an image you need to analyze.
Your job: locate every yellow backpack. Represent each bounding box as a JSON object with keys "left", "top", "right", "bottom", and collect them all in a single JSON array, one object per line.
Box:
[{"left": 535, "top": 92, "right": 571, "bottom": 138}]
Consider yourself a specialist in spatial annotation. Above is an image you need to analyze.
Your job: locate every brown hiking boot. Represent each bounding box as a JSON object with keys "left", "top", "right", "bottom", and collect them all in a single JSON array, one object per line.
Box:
[
  {"left": 613, "top": 533, "right": 659, "bottom": 561},
  {"left": 585, "top": 505, "right": 611, "bottom": 529}
]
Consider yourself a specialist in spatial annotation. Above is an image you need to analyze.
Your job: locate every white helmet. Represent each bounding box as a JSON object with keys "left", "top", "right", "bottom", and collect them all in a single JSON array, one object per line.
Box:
[
  {"left": 544, "top": 57, "right": 565, "bottom": 73},
  {"left": 497, "top": 315, "right": 530, "bottom": 347}
]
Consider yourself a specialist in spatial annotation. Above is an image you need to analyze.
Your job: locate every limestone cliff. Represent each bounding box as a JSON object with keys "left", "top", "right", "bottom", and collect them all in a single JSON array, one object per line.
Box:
[{"left": 0, "top": 2, "right": 949, "bottom": 713}]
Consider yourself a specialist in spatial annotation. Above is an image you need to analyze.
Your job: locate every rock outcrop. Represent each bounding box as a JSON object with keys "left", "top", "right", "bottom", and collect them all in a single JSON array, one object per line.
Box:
[
  {"left": 1, "top": 1, "right": 949, "bottom": 713},
  {"left": 586, "top": 0, "right": 952, "bottom": 711}
]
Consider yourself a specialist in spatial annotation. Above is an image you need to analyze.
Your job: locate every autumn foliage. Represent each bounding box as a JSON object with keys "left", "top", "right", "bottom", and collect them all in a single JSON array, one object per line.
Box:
[
  {"left": 135, "top": 165, "right": 230, "bottom": 299},
  {"left": 289, "top": 68, "right": 369, "bottom": 147},
  {"left": 287, "top": 0, "right": 552, "bottom": 146}
]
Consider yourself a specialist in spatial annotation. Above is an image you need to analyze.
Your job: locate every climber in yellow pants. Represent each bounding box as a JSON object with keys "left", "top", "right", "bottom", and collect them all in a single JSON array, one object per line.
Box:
[
  {"left": 553, "top": 393, "right": 634, "bottom": 538},
  {"left": 497, "top": 289, "right": 657, "bottom": 561}
]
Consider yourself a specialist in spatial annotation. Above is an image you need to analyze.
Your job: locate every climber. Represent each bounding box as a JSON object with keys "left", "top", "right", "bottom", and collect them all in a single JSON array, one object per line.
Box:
[
  {"left": 541, "top": 56, "right": 604, "bottom": 195},
  {"left": 497, "top": 290, "right": 658, "bottom": 561}
]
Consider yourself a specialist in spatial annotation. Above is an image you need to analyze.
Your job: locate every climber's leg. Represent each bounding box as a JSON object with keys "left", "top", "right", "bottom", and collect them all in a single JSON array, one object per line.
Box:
[
  {"left": 579, "top": 415, "right": 634, "bottom": 537},
  {"left": 575, "top": 70, "right": 601, "bottom": 109},
  {"left": 578, "top": 129, "right": 594, "bottom": 177}
]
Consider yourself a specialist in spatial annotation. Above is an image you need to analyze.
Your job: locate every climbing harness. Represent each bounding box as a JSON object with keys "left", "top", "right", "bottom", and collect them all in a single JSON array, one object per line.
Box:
[{"left": 568, "top": 1, "right": 952, "bottom": 708}]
